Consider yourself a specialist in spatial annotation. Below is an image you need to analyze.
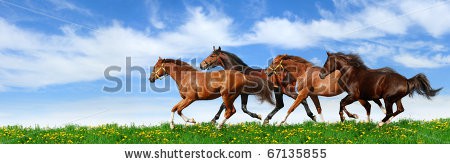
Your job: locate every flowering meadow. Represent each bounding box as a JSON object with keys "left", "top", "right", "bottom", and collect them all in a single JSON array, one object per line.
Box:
[{"left": 1, "top": 119, "right": 448, "bottom": 144}]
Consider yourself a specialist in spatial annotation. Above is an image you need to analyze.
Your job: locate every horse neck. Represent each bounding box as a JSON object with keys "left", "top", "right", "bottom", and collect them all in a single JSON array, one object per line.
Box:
[
  {"left": 165, "top": 63, "right": 194, "bottom": 86},
  {"left": 338, "top": 65, "right": 360, "bottom": 83},
  {"left": 284, "top": 61, "right": 312, "bottom": 77}
]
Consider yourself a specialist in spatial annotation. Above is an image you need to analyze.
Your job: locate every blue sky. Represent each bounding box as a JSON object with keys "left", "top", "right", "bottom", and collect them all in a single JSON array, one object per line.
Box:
[{"left": 0, "top": 0, "right": 449, "bottom": 126}]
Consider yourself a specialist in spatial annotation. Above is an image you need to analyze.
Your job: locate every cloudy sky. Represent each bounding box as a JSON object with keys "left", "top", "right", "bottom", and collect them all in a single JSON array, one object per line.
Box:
[{"left": 0, "top": 0, "right": 449, "bottom": 127}]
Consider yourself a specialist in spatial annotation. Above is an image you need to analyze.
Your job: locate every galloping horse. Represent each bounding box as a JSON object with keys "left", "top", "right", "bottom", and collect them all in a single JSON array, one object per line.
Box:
[
  {"left": 200, "top": 47, "right": 317, "bottom": 124},
  {"left": 319, "top": 52, "right": 442, "bottom": 126},
  {"left": 266, "top": 54, "right": 386, "bottom": 126},
  {"left": 149, "top": 57, "right": 274, "bottom": 129}
]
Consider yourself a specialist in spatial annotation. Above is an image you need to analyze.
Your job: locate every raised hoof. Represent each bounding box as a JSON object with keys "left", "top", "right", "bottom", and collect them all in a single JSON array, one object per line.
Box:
[
  {"left": 257, "top": 114, "right": 262, "bottom": 120},
  {"left": 352, "top": 114, "right": 359, "bottom": 119},
  {"left": 311, "top": 115, "right": 317, "bottom": 122},
  {"left": 189, "top": 118, "right": 197, "bottom": 124}
]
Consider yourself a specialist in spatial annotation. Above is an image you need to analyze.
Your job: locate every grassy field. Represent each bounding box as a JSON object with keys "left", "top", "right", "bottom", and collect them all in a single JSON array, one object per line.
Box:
[{"left": 0, "top": 119, "right": 449, "bottom": 144}]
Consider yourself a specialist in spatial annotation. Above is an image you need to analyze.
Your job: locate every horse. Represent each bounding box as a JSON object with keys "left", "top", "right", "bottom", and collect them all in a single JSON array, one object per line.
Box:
[
  {"left": 265, "top": 54, "right": 387, "bottom": 126},
  {"left": 319, "top": 52, "right": 442, "bottom": 126},
  {"left": 200, "top": 46, "right": 317, "bottom": 125},
  {"left": 149, "top": 57, "right": 274, "bottom": 129}
]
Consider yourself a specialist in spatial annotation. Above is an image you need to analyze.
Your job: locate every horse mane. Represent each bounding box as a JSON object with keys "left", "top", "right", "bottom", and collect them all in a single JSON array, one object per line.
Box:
[
  {"left": 375, "top": 67, "right": 397, "bottom": 73},
  {"left": 279, "top": 54, "right": 313, "bottom": 65},
  {"left": 216, "top": 50, "right": 249, "bottom": 67},
  {"left": 334, "top": 52, "right": 369, "bottom": 69},
  {"left": 163, "top": 59, "right": 197, "bottom": 71}
]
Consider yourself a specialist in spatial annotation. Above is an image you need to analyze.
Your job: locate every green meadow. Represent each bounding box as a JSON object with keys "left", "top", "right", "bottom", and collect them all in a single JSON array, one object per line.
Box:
[{"left": 1, "top": 119, "right": 449, "bottom": 144}]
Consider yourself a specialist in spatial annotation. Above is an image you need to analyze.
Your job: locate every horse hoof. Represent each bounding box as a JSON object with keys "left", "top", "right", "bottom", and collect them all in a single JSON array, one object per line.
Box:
[
  {"left": 170, "top": 123, "right": 175, "bottom": 129},
  {"left": 276, "top": 122, "right": 283, "bottom": 127},
  {"left": 378, "top": 122, "right": 384, "bottom": 127},
  {"left": 353, "top": 114, "right": 359, "bottom": 119},
  {"left": 312, "top": 115, "right": 317, "bottom": 122},
  {"left": 262, "top": 119, "right": 270, "bottom": 125},
  {"left": 210, "top": 120, "right": 217, "bottom": 124},
  {"left": 257, "top": 114, "right": 262, "bottom": 120},
  {"left": 190, "top": 118, "right": 196, "bottom": 124},
  {"left": 216, "top": 125, "right": 223, "bottom": 130}
]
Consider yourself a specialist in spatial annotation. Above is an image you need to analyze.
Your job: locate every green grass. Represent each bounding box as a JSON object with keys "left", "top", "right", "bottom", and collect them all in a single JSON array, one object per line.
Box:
[{"left": 1, "top": 119, "right": 449, "bottom": 144}]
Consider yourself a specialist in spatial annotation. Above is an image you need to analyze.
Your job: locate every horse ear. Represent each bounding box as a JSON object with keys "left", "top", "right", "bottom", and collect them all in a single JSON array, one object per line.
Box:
[
  {"left": 213, "top": 46, "right": 216, "bottom": 51},
  {"left": 327, "top": 51, "right": 332, "bottom": 56},
  {"left": 158, "top": 56, "right": 162, "bottom": 60},
  {"left": 218, "top": 46, "right": 221, "bottom": 51}
]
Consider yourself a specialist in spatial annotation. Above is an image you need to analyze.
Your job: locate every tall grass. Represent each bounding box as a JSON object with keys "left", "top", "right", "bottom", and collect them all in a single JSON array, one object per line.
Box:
[{"left": 0, "top": 119, "right": 448, "bottom": 144}]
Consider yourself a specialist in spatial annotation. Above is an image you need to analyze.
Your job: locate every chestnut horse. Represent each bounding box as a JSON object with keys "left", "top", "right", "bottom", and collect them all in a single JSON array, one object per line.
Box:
[
  {"left": 200, "top": 46, "right": 317, "bottom": 125},
  {"left": 266, "top": 54, "right": 386, "bottom": 126},
  {"left": 319, "top": 52, "right": 442, "bottom": 126},
  {"left": 149, "top": 57, "right": 274, "bottom": 129}
]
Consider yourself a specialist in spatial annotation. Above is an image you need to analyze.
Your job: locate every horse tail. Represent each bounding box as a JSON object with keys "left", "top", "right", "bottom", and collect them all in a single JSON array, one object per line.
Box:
[
  {"left": 407, "top": 73, "right": 442, "bottom": 100},
  {"left": 243, "top": 75, "right": 275, "bottom": 105}
]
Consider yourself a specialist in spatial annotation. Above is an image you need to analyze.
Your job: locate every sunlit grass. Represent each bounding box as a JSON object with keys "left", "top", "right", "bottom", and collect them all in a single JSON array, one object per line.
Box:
[{"left": 1, "top": 119, "right": 449, "bottom": 144}]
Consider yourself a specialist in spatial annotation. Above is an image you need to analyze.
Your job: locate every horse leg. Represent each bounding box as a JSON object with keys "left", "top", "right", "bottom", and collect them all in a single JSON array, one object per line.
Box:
[
  {"left": 217, "top": 94, "right": 238, "bottom": 129},
  {"left": 263, "top": 88, "right": 284, "bottom": 125},
  {"left": 175, "top": 98, "right": 196, "bottom": 125},
  {"left": 301, "top": 98, "right": 316, "bottom": 122},
  {"left": 277, "top": 89, "right": 308, "bottom": 126},
  {"left": 240, "top": 94, "right": 261, "bottom": 120},
  {"left": 287, "top": 84, "right": 315, "bottom": 121},
  {"left": 339, "top": 95, "right": 357, "bottom": 122},
  {"left": 310, "top": 95, "right": 324, "bottom": 122},
  {"left": 211, "top": 103, "right": 225, "bottom": 124},
  {"left": 378, "top": 99, "right": 394, "bottom": 127},
  {"left": 358, "top": 99, "right": 372, "bottom": 122},
  {"left": 373, "top": 99, "right": 386, "bottom": 114},
  {"left": 386, "top": 99, "right": 405, "bottom": 124},
  {"left": 169, "top": 101, "right": 182, "bottom": 129}
]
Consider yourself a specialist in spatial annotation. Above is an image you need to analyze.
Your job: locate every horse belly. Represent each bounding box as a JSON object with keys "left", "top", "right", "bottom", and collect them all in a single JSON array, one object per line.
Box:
[{"left": 195, "top": 84, "right": 222, "bottom": 100}]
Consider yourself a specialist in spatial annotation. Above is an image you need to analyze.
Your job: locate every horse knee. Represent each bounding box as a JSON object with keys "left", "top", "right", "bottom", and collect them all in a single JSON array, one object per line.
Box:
[{"left": 276, "top": 103, "right": 284, "bottom": 109}]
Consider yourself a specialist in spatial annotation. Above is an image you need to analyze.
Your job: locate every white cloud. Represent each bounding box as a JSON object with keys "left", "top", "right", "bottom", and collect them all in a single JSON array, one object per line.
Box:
[
  {"left": 399, "top": 0, "right": 450, "bottom": 37},
  {"left": 247, "top": 0, "right": 450, "bottom": 51},
  {"left": 47, "top": 0, "right": 92, "bottom": 16},
  {"left": 243, "top": 0, "right": 267, "bottom": 19},
  {"left": 394, "top": 53, "right": 450, "bottom": 68},
  {"left": 0, "top": 6, "right": 239, "bottom": 90},
  {"left": 2, "top": 1, "right": 450, "bottom": 91},
  {"left": 146, "top": 0, "right": 165, "bottom": 29},
  {"left": 310, "top": 57, "right": 322, "bottom": 66}
]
